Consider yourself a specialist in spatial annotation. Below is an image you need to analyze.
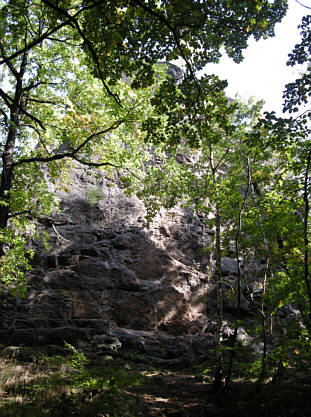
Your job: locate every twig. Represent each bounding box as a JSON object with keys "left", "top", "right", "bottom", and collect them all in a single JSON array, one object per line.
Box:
[
  {"left": 52, "top": 224, "right": 70, "bottom": 243},
  {"left": 295, "top": 0, "right": 311, "bottom": 10}
]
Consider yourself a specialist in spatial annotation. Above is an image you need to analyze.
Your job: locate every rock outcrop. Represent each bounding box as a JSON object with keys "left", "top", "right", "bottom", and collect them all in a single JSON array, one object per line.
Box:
[{"left": 0, "top": 162, "right": 245, "bottom": 366}]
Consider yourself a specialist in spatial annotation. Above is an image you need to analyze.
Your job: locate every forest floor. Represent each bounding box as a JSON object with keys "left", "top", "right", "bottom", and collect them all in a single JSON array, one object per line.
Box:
[
  {"left": 0, "top": 350, "right": 310, "bottom": 417},
  {"left": 125, "top": 369, "right": 311, "bottom": 417}
]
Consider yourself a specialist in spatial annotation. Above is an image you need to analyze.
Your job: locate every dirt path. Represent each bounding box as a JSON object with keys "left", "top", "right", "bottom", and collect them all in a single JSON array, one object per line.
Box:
[
  {"left": 126, "top": 372, "right": 232, "bottom": 416},
  {"left": 125, "top": 370, "right": 311, "bottom": 417}
]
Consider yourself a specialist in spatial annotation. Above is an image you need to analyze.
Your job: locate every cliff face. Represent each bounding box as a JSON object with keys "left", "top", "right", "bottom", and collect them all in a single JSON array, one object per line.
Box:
[{"left": 0, "top": 162, "right": 242, "bottom": 366}]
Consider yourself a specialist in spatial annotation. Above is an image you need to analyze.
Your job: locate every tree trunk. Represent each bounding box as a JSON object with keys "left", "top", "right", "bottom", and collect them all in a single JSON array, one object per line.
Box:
[
  {"left": 256, "top": 257, "right": 269, "bottom": 392},
  {"left": 303, "top": 146, "right": 311, "bottom": 328},
  {"left": 0, "top": 53, "right": 27, "bottom": 248},
  {"left": 225, "top": 156, "right": 251, "bottom": 389},
  {"left": 213, "top": 203, "right": 224, "bottom": 392},
  {"left": 0, "top": 119, "right": 19, "bottom": 229}
]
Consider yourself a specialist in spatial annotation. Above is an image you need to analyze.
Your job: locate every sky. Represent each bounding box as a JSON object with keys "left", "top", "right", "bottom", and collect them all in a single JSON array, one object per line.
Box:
[{"left": 201, "top": 0, "right": 309, "bottom": 116}]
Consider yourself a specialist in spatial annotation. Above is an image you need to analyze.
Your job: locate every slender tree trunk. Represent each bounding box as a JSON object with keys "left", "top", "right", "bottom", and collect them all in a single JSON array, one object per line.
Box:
[
  {"left": 256, "top": 257, "right": 269, "bottom": 392},
  {"left": 249, "top": 163, "right": 275, "bottom": 387},
  {"left": 303, "top": 146, "right": 311, "bottom": 327},
  {"left": 208, "top": 145, "right": 225, "bottom": 392},
  {"left": 213, "top": 202, "right": 224, "bottom": 392},
  {"left": 225, "top": 156, "right": 251, "bottom": 389}
]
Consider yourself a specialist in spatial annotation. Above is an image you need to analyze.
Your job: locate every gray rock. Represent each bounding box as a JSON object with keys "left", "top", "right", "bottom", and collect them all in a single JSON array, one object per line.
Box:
[
  {"left": 0, "top": 160, "right": 253, "bottom": 365},
  {"left": 91, "top": 335, "right": 121, "bottom": 353},
  {"left": 221, "top": 257, "right": 238, "bottom": 275}
]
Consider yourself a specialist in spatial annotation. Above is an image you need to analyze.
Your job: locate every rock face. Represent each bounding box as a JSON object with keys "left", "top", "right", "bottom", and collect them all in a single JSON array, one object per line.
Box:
[{"left": 0, "top": 162, "right": 236, "bottom": 365}]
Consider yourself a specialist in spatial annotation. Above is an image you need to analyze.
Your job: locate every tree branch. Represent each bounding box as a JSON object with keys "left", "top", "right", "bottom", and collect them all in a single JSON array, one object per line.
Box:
[
  {"left": 52, "top": 224, "right": 70, "bottom": 243},
  {"left": 41, "top": 0, "right": 122, "bottom": 107},
  {"left": 7, "top": 210, "right": 32, "bottom": 219},
  {"left": 23, "top": 81, "right": 59, "bottom": 91},
  {"left": 0, "top": 108, "right": 8, "bottom": 126},
  {"left": 295, "top": 0, "right": 311, "bottom": 10},
  {"left": 72, "top": 157, "right": 119, "bottom": 169},
  {"left": 72, "top": 156, "right": 142, "bottom": 180},
  {"left": 46, "top": 36, "right": 83, "bottom": 47},
  {"left": 132, "top": 0, "right": 200, "bottom": 93},
  {"left": 20, "top": 104, "right": 46, "bottom": 130},
  {"left": 0, "top": 85, "right": 46, "bottom": 129},
  {"left": 27, "top": 97, "right": 58, "bottom": 105},
  {"left": 19, "top": 25, "right": 30, "bottom": 76},
  {"left": 0, "top": 88, "right": 12, "bottom": 109},
  {"left": 303, "top": 145, "right": 311, "bottom": 319},
  {"left": 0, "top": 0, "right": 103, "bottom": 67},
  {"left": 13, "top": 119, "right": 123, "bottom": 167},
  {"left": 0, "top": 37, "right": 19, "bottom": 78}
]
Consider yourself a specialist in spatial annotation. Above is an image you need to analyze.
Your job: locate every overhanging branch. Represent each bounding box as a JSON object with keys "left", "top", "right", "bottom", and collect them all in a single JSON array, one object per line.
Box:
[
  {"left": 73, "top": 156, "right": 142, "bottom": 180},
  {"left": 13, "top": 119, "right": 123, "bottom": 167}
]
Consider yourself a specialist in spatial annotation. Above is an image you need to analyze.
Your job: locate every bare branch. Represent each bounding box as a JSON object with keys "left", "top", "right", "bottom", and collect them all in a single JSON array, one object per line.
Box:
[
  {"left": 7, "top": 211, "right": 69, "bottom": 232},
  {"left": 52, "top": 224, "right": 70, "bottom": 243},
  {"left": 295, "top": 0, "right": 311, "bottom": 10},
  {"left": 214, "top": 148, "right": 230, "bottom": 171},
  {"left": 294, "top": 108, "right": 311, "bottom": 121}
]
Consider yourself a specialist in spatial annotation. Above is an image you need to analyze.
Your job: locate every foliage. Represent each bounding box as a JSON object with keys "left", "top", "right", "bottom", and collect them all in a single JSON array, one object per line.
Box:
[
  {"left": 0, "top": 346, "right": 144, "bottom": 417},
  {"left": 283, "top": 14, "right": 311, "bottom": 113},
  {"left": 34, "top": 343, "right": 142, "bottom": 395}
]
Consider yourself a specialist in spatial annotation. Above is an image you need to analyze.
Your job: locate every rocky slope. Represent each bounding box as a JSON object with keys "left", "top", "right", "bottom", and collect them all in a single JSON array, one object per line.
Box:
[{"left": 0, "top": 162, "right": 244, "bottom": 366}]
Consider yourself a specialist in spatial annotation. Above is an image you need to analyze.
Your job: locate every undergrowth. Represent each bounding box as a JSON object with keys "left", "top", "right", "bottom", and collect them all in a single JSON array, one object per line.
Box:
[
  {"left": 0, "top": 343, "right": 310, "bottom": 417},
  {"left": 0, "top": 344, "right": 144, "bottom": 417}
]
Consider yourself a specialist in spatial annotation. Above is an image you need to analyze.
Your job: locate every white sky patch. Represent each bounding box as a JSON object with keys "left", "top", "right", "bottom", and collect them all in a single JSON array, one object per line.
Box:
[{"left": 199, "top": 0, "right": 308, "bottom": 116}]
